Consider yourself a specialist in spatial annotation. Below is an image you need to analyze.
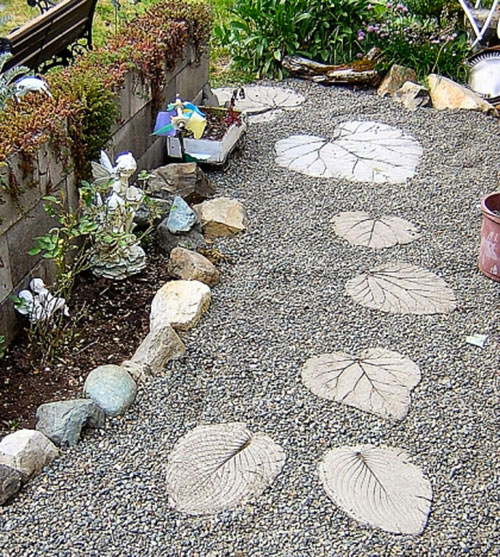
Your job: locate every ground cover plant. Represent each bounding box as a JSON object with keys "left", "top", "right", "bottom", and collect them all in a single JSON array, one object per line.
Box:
[{"left": 360, "top": 0, "right": 470, "bottom": 81}]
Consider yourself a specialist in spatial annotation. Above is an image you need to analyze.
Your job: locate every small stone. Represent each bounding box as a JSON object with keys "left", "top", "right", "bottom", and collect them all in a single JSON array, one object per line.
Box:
[
  {"left": 83, "top": 365, "right": 137, "bottom": 417},
  {"left": 167, "top": 196, "right": 197, "bottom": 234},
  {"left": 157, "top": 222, "right": 206, "bottom": 254},
  {"left": 0, "top": 429, "right": 58, "bottom": 483},
  {"left": 35, "top": 399, "right": 105, "bottom": 447},
  {"left": 134, "top": 198, "right": 171, "bottom": 227},
  {"left": 201, "top": 84, "right": 220, "bottom": 107},
  {"left": 427, "top": 74, "right": 497, "bottom": 115},
  {"left": 394, "top": 81, "right": 430, "bottom": 111},
  {"left": 168, "top": 247, "right": 220, "bottom": 286},
  {"left": 378, "top": 65, "right": 418, "bottom": 97},
  {"left": 131, "top": 323, "right": 186, "bottom": 377},
  {"left": 148, "top": 163, "right": 215, "bottom": 204},
  {"left": 150, "top": 280, "right": 211, "bottom": 331},
  {"left": 193, "top": 197, "right": 248, "bottom": 239},
  {"left": 0, "top": 464, "right": 22, "bottom": 505}
]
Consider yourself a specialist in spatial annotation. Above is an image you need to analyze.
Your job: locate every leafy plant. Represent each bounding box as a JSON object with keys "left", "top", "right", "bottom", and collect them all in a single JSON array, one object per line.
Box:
[
  {"left": 360, "top": 1, "right": 470, "bottom": 82},
  {"left": 215, "top": 0, "right": 371, "bottom": 79},
  {"left": 0, "top": 52, "right": 30, "bottom": 111},
  {"left": 0, "top": 334, "right": 5, "bottom": 359}
]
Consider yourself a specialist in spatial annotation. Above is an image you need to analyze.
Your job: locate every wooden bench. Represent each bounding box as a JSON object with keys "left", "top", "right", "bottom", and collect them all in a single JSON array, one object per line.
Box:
[{"left": 0, "top": 0, "right": 98, "bottom": 73}]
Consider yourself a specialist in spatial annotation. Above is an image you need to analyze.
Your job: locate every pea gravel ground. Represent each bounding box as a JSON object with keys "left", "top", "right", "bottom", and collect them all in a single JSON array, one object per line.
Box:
[{"left": 0, "top": 79, "right": 499, "bottom": 556}]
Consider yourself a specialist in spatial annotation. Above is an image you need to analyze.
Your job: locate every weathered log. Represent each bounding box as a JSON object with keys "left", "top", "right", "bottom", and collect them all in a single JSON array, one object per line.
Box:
[{"left": 282, "top": 49, "right": 381, "bottom": 86}]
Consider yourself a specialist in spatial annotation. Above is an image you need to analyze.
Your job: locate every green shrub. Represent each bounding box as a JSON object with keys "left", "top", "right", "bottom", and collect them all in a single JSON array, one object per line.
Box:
[
  {"left": 215, "top": 0, "right": 370, "bottom": 79},
  {"left": 360, "top": 1, "right": 470, "bottom": 82}
]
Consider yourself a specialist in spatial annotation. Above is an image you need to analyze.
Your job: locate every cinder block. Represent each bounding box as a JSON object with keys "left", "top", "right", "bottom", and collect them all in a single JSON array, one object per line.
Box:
[
  {"left": 0, "top": 234, "right": 13, "bottom": 305},
  {"left": 130, "top": 72, "right": 152, "bottom": 116},
  {"left": 137, "top": 138, "right": 167, "bottom": 171},
  {"left": 6, "top": 197, "right": 58, "bottom": 286}
]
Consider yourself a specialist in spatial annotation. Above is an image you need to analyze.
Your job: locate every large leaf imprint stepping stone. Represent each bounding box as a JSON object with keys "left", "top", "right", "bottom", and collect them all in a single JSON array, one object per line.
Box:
[
  {"left": 302, "top": 348, "right": 421, "bottom": 421},
  {"left": 214, "top": 86, "right": 305, "bottom": 123},
  {"left": 346, "top": 263, "right": 456, "bottom": 314},
  {"left": 165, "top": 423, "right": 285, "bottom": 515},
  {"left": 319, "top": 445, "right": 432, "bottom": 535},
  {"left": 275, "top": 121, "right": 422, "bottom": 183},
  {"left": 333, "top": 211, "right": 421, "bottom": 249}
]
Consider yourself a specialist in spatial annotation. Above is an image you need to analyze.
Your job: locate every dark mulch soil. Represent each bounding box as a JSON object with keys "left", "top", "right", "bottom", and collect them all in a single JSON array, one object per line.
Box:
[{"left": 0, "top": 242, "right": 170, "bottom": 436}]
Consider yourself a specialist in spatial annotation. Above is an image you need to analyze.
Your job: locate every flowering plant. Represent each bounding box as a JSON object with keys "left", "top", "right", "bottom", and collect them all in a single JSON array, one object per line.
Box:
[{"left": 358, "top": 1, "right": 470, "bottom": 81}]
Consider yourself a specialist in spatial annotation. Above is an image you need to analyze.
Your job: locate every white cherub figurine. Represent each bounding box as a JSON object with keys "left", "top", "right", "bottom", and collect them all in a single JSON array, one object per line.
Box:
[
  {"left": 15, "top": 278, "right": 69, "bottom": 323},
  {"left": 14, "top": 76, "right": 52, "bottom": 102}
]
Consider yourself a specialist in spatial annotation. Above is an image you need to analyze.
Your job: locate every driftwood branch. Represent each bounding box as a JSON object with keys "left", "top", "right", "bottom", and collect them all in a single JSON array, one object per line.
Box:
[{"left": 282, "top": 49, "right": 381, "bottom": 86}]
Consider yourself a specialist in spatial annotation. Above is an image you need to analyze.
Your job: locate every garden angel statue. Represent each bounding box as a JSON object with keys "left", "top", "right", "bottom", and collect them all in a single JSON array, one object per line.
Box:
[{"left": 88, "top": 150, "right": 147, "bottom": 280}]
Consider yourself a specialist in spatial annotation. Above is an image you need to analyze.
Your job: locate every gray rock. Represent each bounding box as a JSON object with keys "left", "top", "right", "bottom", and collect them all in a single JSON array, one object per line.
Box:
[
  {"left": 35, "top": 399, "right": 105, "bottom": 447},
  {"left": 201, "top": 84, "right": 220, "bottom": 107},
  {"left": 157, "top": 222, "right": 206, "bottom": 254},
  {"left": 167, "top": 196, "right": 198, "bottom": 234},
  {"left": 134, "top": 198, "right": 171, "bottom": 228},
  {"left": 168, "top": 247, "right": 220, "bottom": 286},
  {"left": 83, "top": 365, "right": 137, "bottom": 417},
  {"left": 148, "top": 163, "right": 215, "bottom": 204},
  {"left": 0, "top": 465, "right": 21, "bottom": 505}
]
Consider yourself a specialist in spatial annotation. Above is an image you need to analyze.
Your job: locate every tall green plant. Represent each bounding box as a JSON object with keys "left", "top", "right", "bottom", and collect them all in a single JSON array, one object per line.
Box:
[{"left": 215, "top": 0, "right": 370, "bottom": 78}]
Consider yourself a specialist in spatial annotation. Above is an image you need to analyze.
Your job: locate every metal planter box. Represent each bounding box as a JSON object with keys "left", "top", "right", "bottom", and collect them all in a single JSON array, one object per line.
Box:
[{"left": 166, "top": 107, "right": 247, "bottom": 166}]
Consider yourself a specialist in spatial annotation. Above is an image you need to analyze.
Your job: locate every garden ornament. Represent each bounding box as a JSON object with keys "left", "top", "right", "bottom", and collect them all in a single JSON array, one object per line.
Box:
[
  {"left": 458, "top": 0, "right": 499, "bottom": 48},
  {"left": 14, "top": 76, "right": 52, "bottom": 101},
  {"left": 15, "top": 278, "right": 69, "bottom": 323},
  {"left": 153, "top": 95, "right": 207, "bottom": 139},
  {"left": 89, "top": 150, "right": 147, "bottom": 280}
]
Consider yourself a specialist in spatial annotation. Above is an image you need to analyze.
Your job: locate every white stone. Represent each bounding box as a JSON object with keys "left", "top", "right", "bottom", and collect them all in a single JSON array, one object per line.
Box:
[
  {"left": 428, "top": 74, "right": 497, "bottom": 115},
  {"left": 214, "top": 86, "right": 305, "bottom": 115},
  {"left": 131, "top": 323, "right": 186, "bottom": 377},
  {"left": 150, "top": 280, "right": 211, "bottom": 331},
  {"left": 0, "top": 429, "right": 58, "bottom": 483},
  {"left": 275, "top": 121, "right": 422, "bottom": 184},
  {"left": 193, "top": 197, "right": 248, "bottom": 239}
]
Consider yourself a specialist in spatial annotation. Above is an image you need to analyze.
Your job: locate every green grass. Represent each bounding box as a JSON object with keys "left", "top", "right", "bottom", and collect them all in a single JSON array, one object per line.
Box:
[{"left": 0, "top": 0, "right": 255, "bottom": 86}]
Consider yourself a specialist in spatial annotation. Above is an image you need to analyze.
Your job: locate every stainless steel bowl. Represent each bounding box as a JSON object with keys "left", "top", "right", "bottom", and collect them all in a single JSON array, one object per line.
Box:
[{"left": 468, "top": 50, "right": 500, "bottom": 104}]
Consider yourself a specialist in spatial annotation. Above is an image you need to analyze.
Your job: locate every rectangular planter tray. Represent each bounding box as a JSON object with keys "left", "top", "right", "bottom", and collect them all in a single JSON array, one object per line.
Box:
[{"left": 166, "top": 107, "right": 247, "bottom": 166}]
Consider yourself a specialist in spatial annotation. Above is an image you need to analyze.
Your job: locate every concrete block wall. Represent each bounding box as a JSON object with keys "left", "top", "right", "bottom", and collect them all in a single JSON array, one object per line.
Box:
[{"left": 0, "top": 43, "right": 209, "bottom": 345}]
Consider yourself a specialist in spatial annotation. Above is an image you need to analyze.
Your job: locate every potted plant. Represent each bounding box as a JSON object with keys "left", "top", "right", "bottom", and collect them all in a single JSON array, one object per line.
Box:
[
  {"left": 479, "top": 191, "right": 500, "bottom": 281},
  {"left": 153, "top": 92, "right": 247, "bottom": 167}
]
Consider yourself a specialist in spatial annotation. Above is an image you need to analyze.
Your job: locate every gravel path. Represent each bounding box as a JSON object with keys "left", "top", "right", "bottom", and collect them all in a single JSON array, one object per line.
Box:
[{"left": 0, "top": 80, "right": 499, "bottom": 556}]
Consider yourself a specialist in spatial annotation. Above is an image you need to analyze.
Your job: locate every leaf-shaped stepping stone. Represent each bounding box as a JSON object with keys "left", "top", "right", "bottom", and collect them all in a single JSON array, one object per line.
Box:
[
  {"left": 346, "top": 263, "right": 456, "bottom": 314},
  {"left": 302, "top": 348, "right": 421, "bottom": 421},
  {"left": 318, "top": 445, "right": 432, "bottom": 534},
  {"left": 214, "top": 86, "right": 305, "bottom": 115},
  {"left": 165, "top": 423, "right": 285, "bottom": 515},
  {"left": 333, "top": 211, "right": 420, "bottom": 249},
  {"left": 275, "top": 121, "right": 422, "bottom": 183}
]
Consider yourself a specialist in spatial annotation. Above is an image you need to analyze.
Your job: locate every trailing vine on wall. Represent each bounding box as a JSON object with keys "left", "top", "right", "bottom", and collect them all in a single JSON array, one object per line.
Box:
[{"left": 0, "top": 0, "right": 213, "bottom": 190}]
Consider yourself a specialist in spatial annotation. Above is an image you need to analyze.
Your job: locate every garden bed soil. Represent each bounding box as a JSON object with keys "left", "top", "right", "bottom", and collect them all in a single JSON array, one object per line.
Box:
[{"left": 0, "top": 242, "right": 171, "bottom": 437}]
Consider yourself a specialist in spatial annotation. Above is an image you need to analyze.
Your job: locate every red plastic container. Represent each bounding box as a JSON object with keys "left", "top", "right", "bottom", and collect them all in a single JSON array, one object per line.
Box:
[{"left": 479, "top": 192, "right": 500, "bottom": 281}]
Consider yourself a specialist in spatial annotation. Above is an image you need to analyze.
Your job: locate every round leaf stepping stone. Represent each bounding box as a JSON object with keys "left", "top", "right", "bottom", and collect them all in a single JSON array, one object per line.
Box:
[
  {"left": 214, "top": 86, "right": 305, "bottom": 123},
  {"left": 333, "top": 211, "right": 421, "bottom": 249},
  {"left": 165, "top": 422, "right": 285, "bottom": 515},
  {"left": 318, "top": 445, "right": 432, "bottom": 534},
  {"left": 302, "top": 348, "right": 421, "bottom": 421},
  {"left": 346, "top": 263, "right": 456, "bottom": 314},
  {"left": 275, "top": 121, "right": 422, "bottom": 183},
  {"left": 83, "top": 365, "right": 137, "bottom": 417}
]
